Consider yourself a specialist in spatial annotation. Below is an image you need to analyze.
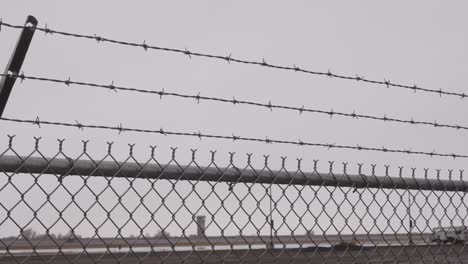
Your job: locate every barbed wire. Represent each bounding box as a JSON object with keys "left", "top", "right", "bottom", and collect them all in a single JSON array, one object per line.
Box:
[
  {"left": 3, "top": 72, "right": 468, "bottom": 133},
  {"left": 1, "top": 20, "right": 467, "bottom": 100},
  {"left": 1, "top": 116, "right": 466, "bottom": 159}
]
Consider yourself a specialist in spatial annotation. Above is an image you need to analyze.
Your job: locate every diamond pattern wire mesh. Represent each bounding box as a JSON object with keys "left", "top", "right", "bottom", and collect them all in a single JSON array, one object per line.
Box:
[{"left": 0, "top": 137, "right": 467, "bottom": 264}]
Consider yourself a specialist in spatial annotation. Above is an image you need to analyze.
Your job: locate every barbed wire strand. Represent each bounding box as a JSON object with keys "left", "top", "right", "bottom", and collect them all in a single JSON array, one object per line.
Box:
[
  {"left": 1, "top": 116, "right": 466, "bottom": 159},
  {"left": 3, "top": 72, "right": 468, "bottom": 132},
  {"left": 1, "top": 20, "right": 466, "bottom": 100}
]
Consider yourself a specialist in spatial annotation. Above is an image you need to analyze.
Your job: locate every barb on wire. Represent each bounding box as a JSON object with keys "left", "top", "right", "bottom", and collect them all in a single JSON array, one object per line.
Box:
[
  {"left": 0, "top": 20, "right": 466, "bottom": 100},
  {"left": 0, "top": 116, "right": 466, "bottom": 159},
  {"left": 3, "top": 72, "right": 468, "bottom": 133}
]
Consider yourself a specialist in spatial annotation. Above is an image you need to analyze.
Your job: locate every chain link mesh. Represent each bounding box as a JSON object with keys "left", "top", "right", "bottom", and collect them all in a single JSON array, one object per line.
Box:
[{"left": 0, "top": 137, "right": 466, "bottom": 264}]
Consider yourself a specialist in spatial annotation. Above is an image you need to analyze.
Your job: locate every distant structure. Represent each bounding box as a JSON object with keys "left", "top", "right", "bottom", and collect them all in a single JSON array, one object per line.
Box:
[{"left": 196, "top": 215, "right": 206, "bottom": 237}]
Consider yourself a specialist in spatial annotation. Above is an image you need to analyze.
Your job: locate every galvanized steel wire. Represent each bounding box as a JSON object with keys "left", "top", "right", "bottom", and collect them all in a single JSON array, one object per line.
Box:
[
  {"left": 0, "top": 137, "right": 467, "bottom": 263},
  {"left": 2, "top": 72, "right": 468, "bottom": 133},
  {"left": 1, "top": 116, "right": 467, "bottom": 159},
  {"left": 1, "top": 19, "right": 467, "bottom": 100}
]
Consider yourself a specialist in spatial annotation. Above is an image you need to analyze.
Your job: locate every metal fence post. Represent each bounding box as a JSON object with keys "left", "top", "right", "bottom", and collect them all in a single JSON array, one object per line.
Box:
[{"left": 0, "top": 15, "right": 38, "bottom": 118}]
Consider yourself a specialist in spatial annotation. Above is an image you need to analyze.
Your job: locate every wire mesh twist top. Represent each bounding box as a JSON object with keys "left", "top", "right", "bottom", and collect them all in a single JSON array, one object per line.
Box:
[
  {"left": 0, "top": 137, "right": 467, "bottom": 263},
  {"left": 3, "top": 115, "right": 468, "bottom": 159}
]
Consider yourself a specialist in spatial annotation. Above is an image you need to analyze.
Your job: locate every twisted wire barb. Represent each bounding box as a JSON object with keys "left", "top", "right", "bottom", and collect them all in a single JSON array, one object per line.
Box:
[
  {"left": 3, "top": 72, "right": 468, "bottom": 132},
  {"left": 1, "top": 20, "right": 466, "bottom": 100},
  {"left": 1, "top": 116, "right": 466, "bottom": 159}
]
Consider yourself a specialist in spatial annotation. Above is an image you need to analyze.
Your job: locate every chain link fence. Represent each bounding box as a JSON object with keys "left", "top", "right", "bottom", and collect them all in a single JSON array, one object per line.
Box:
[{"left": 0, "top": 137, "right": 467, "bottom": 263}]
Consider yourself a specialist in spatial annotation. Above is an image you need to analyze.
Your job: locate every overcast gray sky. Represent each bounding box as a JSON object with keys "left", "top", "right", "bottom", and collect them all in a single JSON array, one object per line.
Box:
[{"left": 1, "top": 1, "right": 468, "bottom": 238}]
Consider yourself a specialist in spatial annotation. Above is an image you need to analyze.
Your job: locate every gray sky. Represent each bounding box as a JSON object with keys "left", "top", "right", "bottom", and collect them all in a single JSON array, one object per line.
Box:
[{"left": 1, "top": 1, "right": 467, "bottom": 238}]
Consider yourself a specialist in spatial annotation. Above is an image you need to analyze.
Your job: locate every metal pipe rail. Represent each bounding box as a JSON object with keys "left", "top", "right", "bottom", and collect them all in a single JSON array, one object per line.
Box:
[{"left": 0, "top": 155, "right": 465, "bottom": 192}]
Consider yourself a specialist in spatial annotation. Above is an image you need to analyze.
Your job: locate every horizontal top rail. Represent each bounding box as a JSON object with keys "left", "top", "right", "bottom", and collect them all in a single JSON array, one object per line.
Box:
[{"left": 0, "top": 155, "right": 465, "bottom": 192}]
